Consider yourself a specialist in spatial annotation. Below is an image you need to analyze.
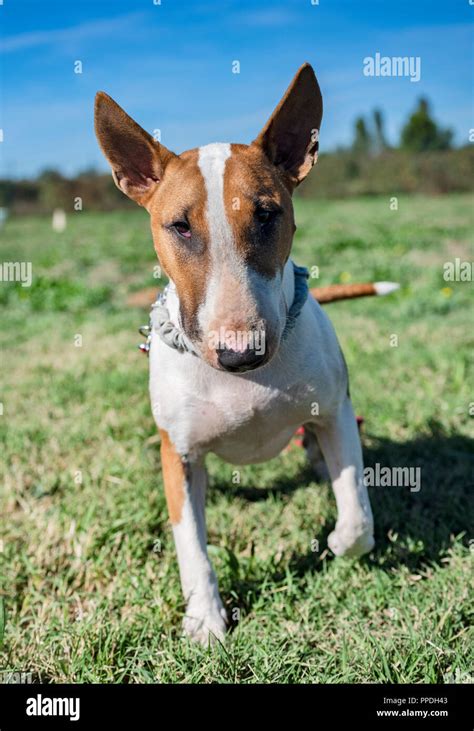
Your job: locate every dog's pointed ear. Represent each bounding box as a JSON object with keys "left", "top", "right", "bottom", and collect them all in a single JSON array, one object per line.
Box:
[
  {"left": 94, "top": 92, "right": 176, "bottom": 208},
  {"left": 252, "top": 63, "right": 323, "bottom": 188}
]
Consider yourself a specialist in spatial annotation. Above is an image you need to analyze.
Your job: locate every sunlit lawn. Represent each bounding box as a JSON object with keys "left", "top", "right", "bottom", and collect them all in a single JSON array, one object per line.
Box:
[{"left": 0, "top": 193, "right": 472, "bottom": 682}]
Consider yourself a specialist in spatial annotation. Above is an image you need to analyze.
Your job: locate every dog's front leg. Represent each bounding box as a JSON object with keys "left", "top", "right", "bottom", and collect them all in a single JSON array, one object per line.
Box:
[
  {"left": 160, "top": 430, "right": 227, "bottom": 645},
  {"left": 313, "top": 397, "right": 375, "bottom": 557}
]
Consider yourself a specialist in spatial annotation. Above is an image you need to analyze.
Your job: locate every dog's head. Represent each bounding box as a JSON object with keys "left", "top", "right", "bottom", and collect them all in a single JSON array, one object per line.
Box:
[{"left": 95, "top": 63, "right": 322, "bottom": 372}]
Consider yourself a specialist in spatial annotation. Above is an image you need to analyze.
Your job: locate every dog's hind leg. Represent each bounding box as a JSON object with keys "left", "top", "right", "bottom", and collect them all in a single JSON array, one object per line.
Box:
[
  {"left": 302, "top": 425, "right": 330, "bottom": 482},
  {"left": 160, "top": 429, "right": 227, "bottom": 645},
  {"left": 311, "top": 397, "right": 374, "bottom": 557}
]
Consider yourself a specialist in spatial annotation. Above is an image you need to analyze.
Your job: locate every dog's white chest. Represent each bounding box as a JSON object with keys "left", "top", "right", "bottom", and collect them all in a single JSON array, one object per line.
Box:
[
  {"left": 191, "top": 376, "right": 311, "bottom": 463},
  {"left": 150, "top": 351, "right": 310, "bottom": 462}
]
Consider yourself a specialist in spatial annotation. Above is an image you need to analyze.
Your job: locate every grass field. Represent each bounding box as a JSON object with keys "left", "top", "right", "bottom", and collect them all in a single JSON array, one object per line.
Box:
[{"left": 0, "top": 193, "right": 473, "bottom": 683}]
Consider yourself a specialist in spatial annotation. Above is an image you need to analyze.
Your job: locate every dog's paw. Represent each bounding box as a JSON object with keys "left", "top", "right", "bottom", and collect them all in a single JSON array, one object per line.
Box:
[
  {"left": 328, "top": 523, "right": 374, "bottom": 558},
  {"left": 182, "top": 598, "right": 228, "bottom": 646}
]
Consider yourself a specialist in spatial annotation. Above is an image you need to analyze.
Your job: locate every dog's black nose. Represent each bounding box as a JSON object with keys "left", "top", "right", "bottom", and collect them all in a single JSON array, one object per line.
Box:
[{"left": 216, "top": 346, "right": 265, "bottom": 372}]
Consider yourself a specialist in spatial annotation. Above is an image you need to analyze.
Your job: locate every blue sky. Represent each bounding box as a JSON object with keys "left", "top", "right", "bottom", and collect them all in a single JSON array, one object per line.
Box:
[{"left": 0, "top": 0, "right": 472, "bottom": 178}]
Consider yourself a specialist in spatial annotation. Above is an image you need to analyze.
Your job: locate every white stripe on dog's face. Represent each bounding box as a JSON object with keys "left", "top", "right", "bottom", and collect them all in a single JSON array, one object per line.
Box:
[
  {"left": 197, "top": 143, "right": 257, "bottom": 353},
  {"left": 198, "top": 143, "right": 232, "bottom": 250},
  {"left": 194, "top": 143, "right": 281, "bottom": 366}
]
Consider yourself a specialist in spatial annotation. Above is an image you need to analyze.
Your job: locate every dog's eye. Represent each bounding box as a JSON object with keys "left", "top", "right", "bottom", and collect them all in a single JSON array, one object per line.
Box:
[{"left": 173, "top": 221, "right": 191, "bottom": 239}]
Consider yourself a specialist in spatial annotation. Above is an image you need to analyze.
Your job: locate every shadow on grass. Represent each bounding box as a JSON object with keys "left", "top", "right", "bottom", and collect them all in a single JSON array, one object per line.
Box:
[
  {"left": 212, "top": 427, "right": 473, "bottom": 617},
  {"left": 363, "top": 428, "right": 473, "bottom": 568}
]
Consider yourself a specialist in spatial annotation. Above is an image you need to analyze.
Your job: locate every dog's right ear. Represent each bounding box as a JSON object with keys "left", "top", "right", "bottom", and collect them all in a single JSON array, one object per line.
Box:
[
  {"left": 94, "top": 92, "right": 176, "bottom": 208},
  {"left": 252, "top": 63, "right": 323, "bottom": 189}
]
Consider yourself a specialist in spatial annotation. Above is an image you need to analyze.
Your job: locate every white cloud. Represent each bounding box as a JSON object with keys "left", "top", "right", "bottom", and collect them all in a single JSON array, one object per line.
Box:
[{"left": 0, "top": 13, "right": 145, "bottom": 54}]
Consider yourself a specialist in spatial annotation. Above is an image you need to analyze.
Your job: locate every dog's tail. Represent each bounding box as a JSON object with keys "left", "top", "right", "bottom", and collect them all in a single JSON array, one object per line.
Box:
[{"left": 311, "top": 281, "right": 399, "bottom": 304}]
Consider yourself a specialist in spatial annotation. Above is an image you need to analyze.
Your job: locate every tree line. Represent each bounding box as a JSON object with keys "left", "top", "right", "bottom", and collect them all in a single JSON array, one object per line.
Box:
[
  {"left": 352, "top": 98, "right": 454, "bottom": 155},
  {"left": 0, "top": 98, "right": 472, "bottom": 213}
]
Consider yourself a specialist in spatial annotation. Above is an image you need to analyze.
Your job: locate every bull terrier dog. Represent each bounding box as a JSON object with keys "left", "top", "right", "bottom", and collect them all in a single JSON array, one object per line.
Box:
[{"left": 95, "top": 63, "right": 396, "bottom": 644}]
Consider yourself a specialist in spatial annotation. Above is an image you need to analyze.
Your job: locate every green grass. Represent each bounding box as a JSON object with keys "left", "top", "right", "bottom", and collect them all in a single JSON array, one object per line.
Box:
[{"left": 0, "top": 193, "right": 473, "bottom": 683}]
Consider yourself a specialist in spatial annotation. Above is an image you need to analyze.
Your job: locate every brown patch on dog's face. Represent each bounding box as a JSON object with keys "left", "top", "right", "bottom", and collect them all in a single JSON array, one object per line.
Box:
[
  {"left": 147, "top": 150, "right": 210, "bottom": 340},
  {"left": 146, "top": 143, "right": 296, "bottom": 367},
  {"left": 224, "top": 143, "right": 295, "bottom": 278}
]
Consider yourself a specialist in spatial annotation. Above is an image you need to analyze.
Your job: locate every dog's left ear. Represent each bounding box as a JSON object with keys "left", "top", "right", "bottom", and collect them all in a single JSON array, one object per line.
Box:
[
  {"left": 253, "top": 63, "right": 323, "bottom": 188},
  {"left": 94, "top": 91, "right": 176, "bottom": 208}
]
